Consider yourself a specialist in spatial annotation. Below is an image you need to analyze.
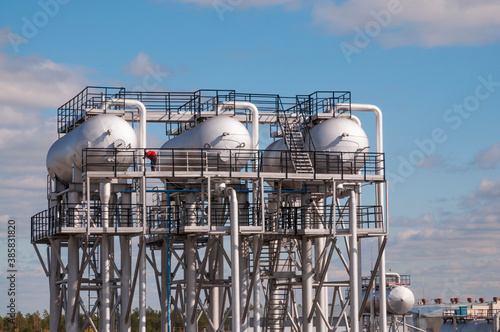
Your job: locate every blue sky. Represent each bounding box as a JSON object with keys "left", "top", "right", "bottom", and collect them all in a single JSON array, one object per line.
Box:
[{"left": 1, "top": 0, "right": 500, "bottom": 313}]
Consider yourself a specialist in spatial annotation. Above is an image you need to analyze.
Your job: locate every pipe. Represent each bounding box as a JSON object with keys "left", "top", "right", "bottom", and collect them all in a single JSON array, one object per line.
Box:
[
  {"left": 336, "top": 103, "right": 386, "bottom": 332},
  {"left": 120, "top": 237, "right": 132, "bottom": 332},
  {"left": 253, "top": 236, "right": 261, "bottom": 332},
  {"left": 102, "top": 99, "right": 147, "bottom": 170},
  {"left": 49, "top": 240, "right": 62, "bottom": 332},
  {"left": 217, "top": 183, "right": 241, "bottom": 332},
  {"left": 216, "top": 101, "right": 259, "bottom": 171},
  {"left": 101, "top": 99, "right": 148, "bottom": 332},
  {"left": 185, "top": 236, "right": 197, "bottom": 332},
  {"left": 386, "top": 272, "right": 401, "bottom": 284},
  {"left": 334, "top": 103, "right": 382, "bottom": 155},
  {"left": 334, "top": 112, "right": 362, "bottom": 127},
  {"left": 228, "top": 187, "right": 241, "bottom": 332},
  {"left": 349, "top": 186, "right": 359, "bottom": 332}
]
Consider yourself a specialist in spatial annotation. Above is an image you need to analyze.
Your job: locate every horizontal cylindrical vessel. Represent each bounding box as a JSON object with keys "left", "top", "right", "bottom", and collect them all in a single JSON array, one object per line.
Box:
[
  {"left": 159, "top": 116, "right": 252, "bottom": 172},
  {"left": 362, "top": 286, "right": 415, "bottom": 315},
  {"left": 47, "top": 114, "right": 137, "bottom": 183}
]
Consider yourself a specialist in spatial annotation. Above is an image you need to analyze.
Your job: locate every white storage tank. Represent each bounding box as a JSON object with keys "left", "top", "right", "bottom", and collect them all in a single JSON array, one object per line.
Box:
[
  {"left": 261, "top": 139, "right": 295, "bottom": 174},
  {"left": 306, "top": 117, "right": 369, "bottom": 173},
  {"left": 159, "top": 116, "right": 252, "bottom": 172},
  {"left": 262, "top": 117, "right": 369, "bottom": 175},
  {"left": 362, "top": 286, "right": 415, "bottom": 315},
  {"left": 46, "top": 114, "right": 138, "bottom": 183}
]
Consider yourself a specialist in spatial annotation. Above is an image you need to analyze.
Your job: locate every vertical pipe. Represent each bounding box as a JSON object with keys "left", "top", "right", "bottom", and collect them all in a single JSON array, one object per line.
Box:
[
  {"left": 350, "top": 187, "right": 359, "bottom": 332},
  {"left": 253, "top": 235, "right": 261, "bottom": 332},
  {"left": 139, "top": 237, "right": 147, "bottom": 332},
  {"left": 238, "top": 192, "right": 249, "bottom": 332},
  {"left": 302, "top": 238, "right": 313, "bottom": 332},
  {"left": 228, "top": 188, "right": 241, "bottom": 332},
  {"left": 49, "top": 240, "right": 62, "bottom": 331},
  {"left": 161, "top": 239, "right": 169, "bottom": 332},
  {"left": 67, "top": 192, "right": 80, "bottom": 331},
  {"left": 100, "top": 181, "right": 111, "bottom": 332},
  {"left": 100, "top": 234, "right": 111, "bottom": 332},
  {"left": 209, "top": 239, "right": 220, "bottom": 332},
  {"left": 240, "top": 242, "right": 249, "bottom": 332},
  {"left": 315, "top": 199, "right": 327, "bottom": 332},
  {"left": 185, "top": 192, "right": 197, "bottom": 227},
  {"left": 378, "top": 235, "right": 387, "bottom": 332},
  {"left": 67, "top": 235, "right": 79, "bottom": 332},
  {"left": 120, "top": 192, "right": 132, "bottom": 331},
  {"left": 120, "top": 237, "right": 132, "bottom": 332},
  {"left": 100, "top": 181, "right": 111, "bottom": 229},
  {"left": 185, "top": 236, "right": 197, "bottom": 332}
]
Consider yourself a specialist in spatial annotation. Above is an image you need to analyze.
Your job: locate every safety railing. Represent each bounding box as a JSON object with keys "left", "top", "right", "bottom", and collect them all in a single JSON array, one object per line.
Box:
[
  {"left": 31, "top": 203, "right": 143, "bottom": 242},
  {"left": 146, "top": 201, "right": 261, "bottom": 234},
  {"left": 82, "top": 147, "right": 385, "bottom": 180},
  {"left": 266, "top": 204, "right": 383, "bottom": 232}
]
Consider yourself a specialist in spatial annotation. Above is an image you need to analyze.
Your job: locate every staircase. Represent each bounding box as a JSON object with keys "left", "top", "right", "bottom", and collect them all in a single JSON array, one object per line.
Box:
[
  {"left": 266, "top": 282, "right": 290, "bottom": 331},
  {"left": 279, "top": 115, "right": 314, "bottom": 174}
]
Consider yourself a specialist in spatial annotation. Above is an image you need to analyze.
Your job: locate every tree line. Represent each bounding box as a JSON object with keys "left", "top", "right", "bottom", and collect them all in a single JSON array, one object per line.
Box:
[{"left": 0, "top": 307, "right": 216, "bottom": 331}]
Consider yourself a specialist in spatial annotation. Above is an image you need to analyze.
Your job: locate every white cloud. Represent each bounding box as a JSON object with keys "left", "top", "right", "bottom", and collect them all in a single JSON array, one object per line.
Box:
[
  {"left": 0, "top": 52, "right": 85, "bottom": 108},
  {"left": 122, "top": 51, "right": 171, "bottom": 77},
  {"left": 0, "top": 49, "right": 86, "bottom": 224},
  {"left": 177, "top": 0, "right": 300, "bottom": 9},
  {"left": 312, "top": 0, "right": 500, "bottom": 47},
  {"left": 473, "top": 141, "right": 500, "bottom": 168},
  {"left": 387, "top": 176, "right": 500, "bottom": 299}
]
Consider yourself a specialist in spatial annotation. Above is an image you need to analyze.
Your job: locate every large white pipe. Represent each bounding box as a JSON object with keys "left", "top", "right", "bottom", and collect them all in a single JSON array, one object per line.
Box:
[
  {"left": 217, "top": 101, "right": 259, "bottom": 171},
  {"left": 228, "top": 187, "right": 241, "bottom": 332},
  {"left": 335, "top": 103, "right": 382, "bottom": 154},
  {"left": 49, "top": 240, "right": 62, "bottom": 331},
  {"left": 102, "top": 99, "right": 149, "bottom": 332},
  {"left": 99, "top": 180, "right": 112, "bottom": 331},
  {"left": 67, "top": 191, "right": 80, "bottom": 332},
  {"left": 120, "top": 237, "right": 132, "bottom": 332},
  {"left": 253, "top": 236, "right": 261, "bottom": 332},
  {"left": 349, "top": 187, "right": 359, "bottom": 332},
  {"left": 103, "top": 99, "right": 147, "bottom": 149},
  {"left": 161, "top": 240, "right": 169, "bottom": 332},
  {"left": 337, "top": 103, "right": 387, "bottom": 332}
]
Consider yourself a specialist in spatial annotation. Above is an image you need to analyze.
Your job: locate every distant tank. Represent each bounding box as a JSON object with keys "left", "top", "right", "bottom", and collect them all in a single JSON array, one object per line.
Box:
[
  {"left": 46, "top": 114, "right": 137, "bottom": 183},
  {"left": 440, "top": 320, "right": 496, "bottom": 332},
  {"left": 159, "top": 116, "right": 252, "bottom": 172},
  {"left": 362, "top": 286, "right": 415, "bottom": 315}
]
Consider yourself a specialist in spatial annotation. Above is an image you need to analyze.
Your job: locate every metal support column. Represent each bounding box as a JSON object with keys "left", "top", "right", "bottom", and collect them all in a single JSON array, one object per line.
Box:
[
  {"left": 49, "top": 239, "right": 62, "bottom": 331},
  {"left": 302, "top": 238, "right": 313, "bottom": 332},
  {"left": 186, "top": 236, "right": 197, "bottom": 332},
  {"left": 67, "top": 235, "right": 79, "bottom": 332},
  {"left": 120, "top": 236, "right": 132, "bottom": 332},
  {"left": 161, "top": 239, "right": 169, "bottom": 332}
]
